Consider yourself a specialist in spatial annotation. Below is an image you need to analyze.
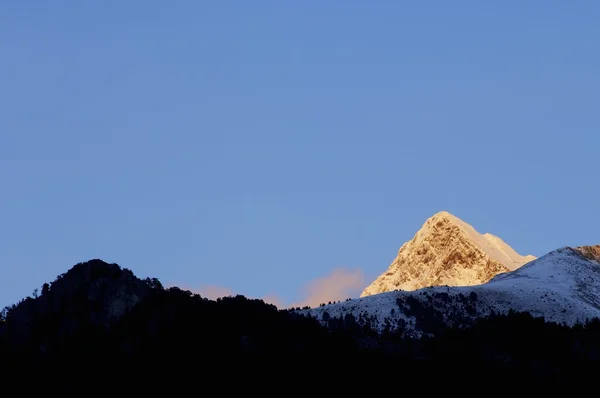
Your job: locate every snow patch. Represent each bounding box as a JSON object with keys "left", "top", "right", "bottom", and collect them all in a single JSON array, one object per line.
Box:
[{"left": 303, "top": 247, "right": 600, "bottom": 337}]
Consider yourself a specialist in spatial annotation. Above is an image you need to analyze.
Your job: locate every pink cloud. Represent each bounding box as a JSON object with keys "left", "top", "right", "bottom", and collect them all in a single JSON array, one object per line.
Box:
[
  {"left": 290, "top": 267, "right": 365, "bottom": 308},
  {"left": 194, "top": 285, "right": 235, "bottom": 300},
  {"left": 179, "top": 284, "right": 283, "bottom": 307},
  {"left": 261, "top": 294, "right": 284, "bottom": 308},
  {"left": 172, "top": 267, "right": 365, "bottom": 309}
]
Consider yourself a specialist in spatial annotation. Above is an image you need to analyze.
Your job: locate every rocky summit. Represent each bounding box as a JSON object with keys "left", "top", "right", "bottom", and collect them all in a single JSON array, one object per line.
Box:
[{"left": 361, "top": 211, "right": 535, "bottom": 297}]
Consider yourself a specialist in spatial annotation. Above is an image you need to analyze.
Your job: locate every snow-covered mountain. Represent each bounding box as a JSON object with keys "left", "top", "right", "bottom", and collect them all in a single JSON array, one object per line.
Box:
[
  {"left": 304, "top": 245, "right": 600, "bottom": 337},
  {"left": 361, "top": 211, "right": 535, "bottom": 297}
]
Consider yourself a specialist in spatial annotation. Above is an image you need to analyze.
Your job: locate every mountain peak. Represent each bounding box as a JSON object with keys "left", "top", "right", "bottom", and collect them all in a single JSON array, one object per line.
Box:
[
  {"left": 360, "top": 211, "right": 535, "bottom": 297},
  {"left": 430, "top": 210, "right": 456, "bottom": 219},
  {"left": 428, "top": 210, "right": 463, "bottom": 225},
  {"left": 424, "top": 211, "right": 483, "bottom": 237},
  {"left": 432, "top": 210, "right": 462, "bottom": 218}
]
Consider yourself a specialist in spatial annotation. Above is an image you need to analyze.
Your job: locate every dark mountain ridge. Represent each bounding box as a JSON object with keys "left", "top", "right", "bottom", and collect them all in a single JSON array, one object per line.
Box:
[{"left": 2, "top": 259, "right": 600, "bottom": 392}]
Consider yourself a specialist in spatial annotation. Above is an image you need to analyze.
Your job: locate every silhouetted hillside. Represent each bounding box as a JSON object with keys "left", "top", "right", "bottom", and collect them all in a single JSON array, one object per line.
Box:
[
  {"left": 1, "top": 259, "right": 600, "bottom": 392},
  {"left": 0, "top": 260, "right": 349, "bottom": 359},
  {"left": 0, "top": 259, "right": 151, "bottom": 355}
]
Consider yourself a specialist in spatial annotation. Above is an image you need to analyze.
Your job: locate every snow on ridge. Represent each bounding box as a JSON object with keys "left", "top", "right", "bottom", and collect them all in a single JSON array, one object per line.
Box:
[
  {"left": 302, "top": 246, "right": 600, "bottom": 337},
  {"left": 482, "top": 233, "right": 536, "bottom": 271}
]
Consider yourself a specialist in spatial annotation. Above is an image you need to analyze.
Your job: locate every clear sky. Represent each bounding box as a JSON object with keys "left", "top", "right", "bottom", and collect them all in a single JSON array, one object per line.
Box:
[{"left": 2, "top": 1, "right": 599, "bottom": 309}]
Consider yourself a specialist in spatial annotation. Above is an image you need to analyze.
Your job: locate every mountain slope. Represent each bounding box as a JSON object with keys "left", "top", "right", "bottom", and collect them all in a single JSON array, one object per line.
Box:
[
  {"left": 361, "top": 211, "right": 535, "bottom": 297},
  {"left": 0, "top": 259, "right": 153, "bottom": 352},
  {"left": 0, "top": 259, "right": 344, "bottom": 360},
  {"left": 307, "top": 245, "right": 600, "bottom": 337}
]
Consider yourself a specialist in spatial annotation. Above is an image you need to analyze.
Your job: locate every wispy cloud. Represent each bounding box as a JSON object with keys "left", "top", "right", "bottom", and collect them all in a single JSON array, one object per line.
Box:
[
  {"left": 290, "top": 267, "right": 365, "bottom": 308},
  {"left": 194, "top": 285, "right": 235, "bottom": 300},
  {"left": 261, "top": 294, "right": 284, "bottom": 308},
  {"left": 173, "top": 267, "right": 366, "bottom": 309}
]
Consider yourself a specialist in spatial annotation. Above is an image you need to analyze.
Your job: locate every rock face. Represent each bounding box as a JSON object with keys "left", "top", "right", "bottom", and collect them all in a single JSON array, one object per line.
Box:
[
  {"left": 575, "top": 245, "right": 600, "bottom": 264},
  {"left": 360, "top": 211, "right": 535, "bottom": 297}
]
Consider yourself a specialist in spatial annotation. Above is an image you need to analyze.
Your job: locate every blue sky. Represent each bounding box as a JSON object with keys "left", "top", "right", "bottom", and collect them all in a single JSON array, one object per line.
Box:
[{"left": 2, "top": 1, "right": 599, "bottom": 308}]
